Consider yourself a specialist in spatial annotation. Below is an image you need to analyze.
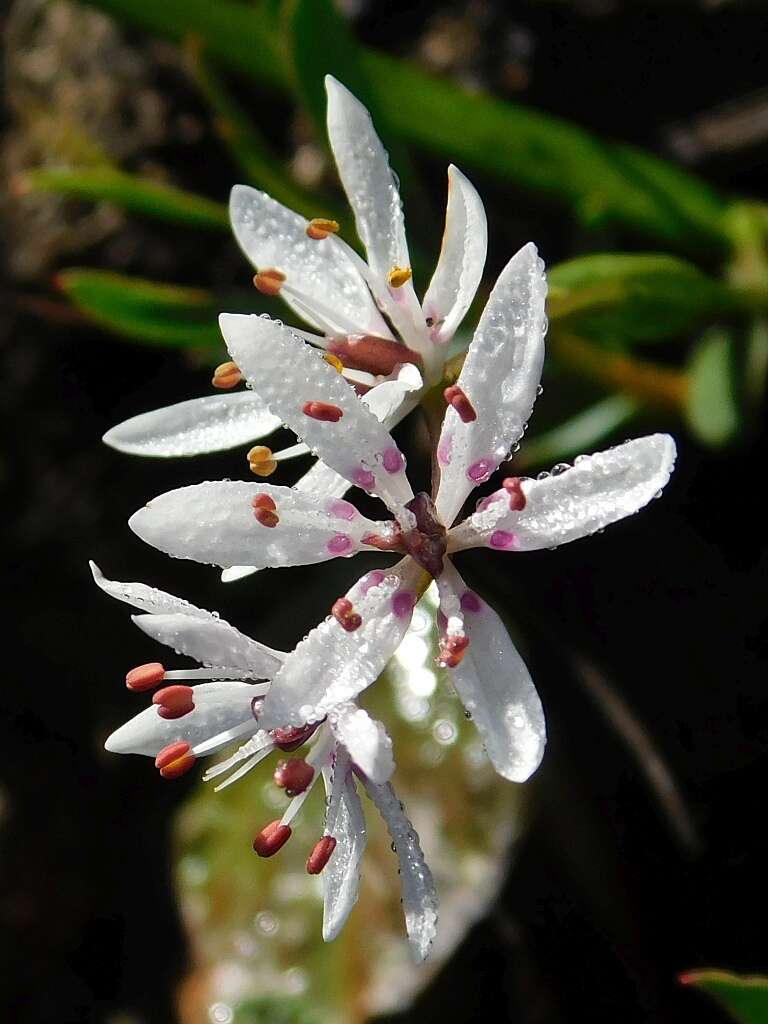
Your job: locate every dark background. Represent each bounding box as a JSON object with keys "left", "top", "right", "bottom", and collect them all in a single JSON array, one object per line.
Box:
[{"left": 2, "top": 1, "right": 767, "bottom": 1021}]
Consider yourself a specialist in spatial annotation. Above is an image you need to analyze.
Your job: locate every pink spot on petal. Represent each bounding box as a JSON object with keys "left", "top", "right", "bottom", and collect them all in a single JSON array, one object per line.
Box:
[
  {"left": 382, "top": 447, "right": 404, "bottom": 474},
  {"left": 489, "top": 530, "right": 518, "bottom": 550},
  {"left": 475, "top": 492, "right": 503, "bottom": 513},
  {"left": 327, "top": 533, "right": 353, "bottom": 555},
  {"left": 437, "top": 432, "right": 453, "bottom": 467},
  {"left": 468, "top": 458, "right": 496, "bottom": 483},
  {"left": 460, "top": 590, "right": 483, "bottom": 613},
  {"left": 329, "top": 499, "right": 358, "bottom": 521},
  {"left": 352, "top": 467, "right": 376, "bottom": 490},
  {"left": 392, "top": 591, "right": 415, "bottom": 619},
  {"left": 360, "top": 569, "right": 386, "bottom": 595}
]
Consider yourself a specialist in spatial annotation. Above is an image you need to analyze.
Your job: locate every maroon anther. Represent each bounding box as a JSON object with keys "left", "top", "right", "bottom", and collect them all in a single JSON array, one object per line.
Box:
[
  {"left": 253, "top": 820, "right": 292, "bottom": 857},
  {"left": 438, "top": 634, "right": 470, "bottom": 669},
  {"left": 443, "top": 384, "right": 476, "bottom": 423},
  {"left": 125, "top": 662, "right": 165, "bottom": 692},
  {"left": 306, "top": 835, "right": 337, "bottom": 875},
  {"left": 271, "top": 723, "right": 318, "bottom": 752},
  {"left": 402, "top": 492, "right": 447, "bottom": 578},
  {"left": 502, "top": 477, "right": 527, "bottom": 511},
  {"left": 273, "top": 758, "right": 315, "bottom": 796},
  {"left": 326, "top": 334, "right": 423, "bottom": 377},
  {"left": 155, "top": 741, "right": 196, "bottom": 779},
  {"left": 360, "top": 528, "right": 404, "bottom": 552},
  {"left": 332, "top": 598, "right": 362, "bottom": 632},
  {"left": 252, "top": 493, "right": 279, "bottom": 528},
  {"left": 302, "top": 401, "right": 343, "bottom": 422},
  {"left": 153, "top": 684, "right": 195, "bottom": 720}
]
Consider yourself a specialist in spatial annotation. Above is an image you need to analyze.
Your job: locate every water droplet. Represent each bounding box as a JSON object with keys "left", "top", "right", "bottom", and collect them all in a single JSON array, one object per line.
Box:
[
  {"left": 391, "top": 841, "right": 398, "bottom": 853},
  {"left": 552, "top": 462, "right": 570, "bottom": 475},
  {"left": 537, "top": 470, "right": 551, "bottom": 481},
  {"left": 464, "top": 709, "right": 472, "bottom": 720},
  {"left": 536, "top": 384, "right": 544, "bottom": 396}
]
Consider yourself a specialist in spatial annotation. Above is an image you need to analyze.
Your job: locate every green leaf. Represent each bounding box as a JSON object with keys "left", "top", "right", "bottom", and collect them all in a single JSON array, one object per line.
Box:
[
  {"left": 685, "top": 328, "right": 740, "bottom": 446},
  {"left": 19, "top": 167, "right": 228, "bottom": 230},
  {"left": 56, "top": 270, "right": 225, "bottom": 349},
  {"left": 233, "top": 996, "right": 322, "bottom": 1024},
  {"left": 680, "top": 969, "right": 768, "bottom": 1024},
  {"left": 548, "top": 254, "right": 730, "bottom": 347},
  {"left": 745, "top": 316, "right": 768, "bottom": 414},
  {"left": 516, "top": 395, "right": 640, "bottom": 470}
]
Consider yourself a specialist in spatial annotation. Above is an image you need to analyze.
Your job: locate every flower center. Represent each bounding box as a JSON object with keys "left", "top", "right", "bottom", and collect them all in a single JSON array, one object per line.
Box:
[{"left": 402, "top": 492, "right": 447, "bottom": 578}]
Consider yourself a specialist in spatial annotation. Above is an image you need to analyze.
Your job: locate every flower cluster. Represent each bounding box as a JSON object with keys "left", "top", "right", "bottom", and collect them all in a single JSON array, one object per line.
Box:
[{"left": 96, "top": 77, "right": 676, "bottom": 960}]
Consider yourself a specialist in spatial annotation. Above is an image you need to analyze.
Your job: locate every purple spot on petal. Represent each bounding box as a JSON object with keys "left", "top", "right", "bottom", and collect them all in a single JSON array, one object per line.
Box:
[
  {"left": 475, "top": 491, "right": 503, "bottom": 513},
  {"left": 460, "top": 590, "right": 483, "bottom": 613},
  {"left": 360, "top": 570, "right": 386, "bottom": 595},
  {"left": 352, "top": 467, "right": 376, "bottom": 490},
  {"left": 489, "top": 530, "right": 518, "bottom": 550},
  {"left": 437, "top": 432, "right": 453, "bottom": 467},
  {"left": 468, "top": 458, "right": 496, "bottom": 484},
  {"left": 392, "top": 591, "right": 415, "bottom": 619},
  {"left": 327, "top": 533, "right": 353, "bottom": 555},
  {"left": 382, "top": 447, "right": 404, "bottom": 474},
  {"left": 329, "top": 499, "right": 358, "bottom": 521}
]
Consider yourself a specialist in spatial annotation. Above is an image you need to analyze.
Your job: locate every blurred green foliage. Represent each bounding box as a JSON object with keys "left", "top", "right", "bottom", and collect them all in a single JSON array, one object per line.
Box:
[{"left": 681, "top": 970, "right": 768, "bottom": 1024}]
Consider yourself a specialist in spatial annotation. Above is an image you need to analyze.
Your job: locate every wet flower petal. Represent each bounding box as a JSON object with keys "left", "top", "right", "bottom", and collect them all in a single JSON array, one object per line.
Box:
[
  {"left": 328, "top": 703, "right": 395, "bottom": 784},
  {"left": 90, "top": 561, "right": 212, "bottom": 619},
  {"left": 321, "top": 766, "right": 367, "bottom": 941}
]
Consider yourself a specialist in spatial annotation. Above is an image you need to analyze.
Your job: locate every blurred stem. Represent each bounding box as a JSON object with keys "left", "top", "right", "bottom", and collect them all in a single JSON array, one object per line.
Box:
[
  {"left": 422, "top": 385, "right": 448, "bottom": 499},
  {"left": 551, "top": 330, "right": 689, "bottom": 410}
]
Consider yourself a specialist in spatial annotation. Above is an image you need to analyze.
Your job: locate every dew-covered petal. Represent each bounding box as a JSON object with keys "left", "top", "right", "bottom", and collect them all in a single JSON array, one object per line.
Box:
[
  {"left": 437, "top": 562, "right": 545, "bottom": 782},
  {"left": 229, "top": 184, "right": 392, "bottom": 337},
  {"left": 104, "top": 681, "right": 259, "bottom": 757},
  {"left": 258, "top": 560, "right": 421, "bottom": 729},
  {"left": 102, "top": 392, "right": 282, "bottom": 458},
  {"left": 422, "top": 165, "right": 487, "bottom": 344},
  {"left": 361, "top": 778, "right": 438, "bottom": 962},
  {"left": 328, "top": 702, "right": 394, "bottom": 784},
  {"left": 220, "top": 314, "right": 413, "bottom": 510},
  {"left": 133, "top": 613, "right": 285, "bottom": 678},
  {"left": 450, "top": 434, "right": 677, "bottom": 553},
  {"left": 322, "top": 766, "right": 367, "bottom": 941},
  {"left": 90, "top": 561, "right": 212, "bottom": 619},
  {"left": 435, "top": 243, "right": 547, "bottom": 527}
]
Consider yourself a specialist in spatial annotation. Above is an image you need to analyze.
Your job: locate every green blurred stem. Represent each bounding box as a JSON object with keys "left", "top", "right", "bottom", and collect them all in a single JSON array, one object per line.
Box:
[{"left": 515, "top": 395, "right": 640, "bottom": 470}]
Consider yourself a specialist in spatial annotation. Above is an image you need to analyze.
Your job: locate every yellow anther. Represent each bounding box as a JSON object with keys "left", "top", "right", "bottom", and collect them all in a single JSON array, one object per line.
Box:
[
  {"left": 212, "top": 360, "right": 243, "bottom": 390},
  {"left": 253, "top": 268, "right": 286, "bottom": 296},
  {"left": 247, "top": 445, "right": 278, "bottom": 477},
  {"left": 306, "top": 218, "right": 340, "bottom": 241},
  {"left": 387, "top": 266, "right": 412, "bottom": 289},
  {"left": 323, "top": 352, "right": 344, "bottom": 374}
]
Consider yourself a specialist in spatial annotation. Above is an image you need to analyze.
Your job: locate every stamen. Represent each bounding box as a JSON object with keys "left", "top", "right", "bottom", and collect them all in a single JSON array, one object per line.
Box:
[
  {"left": 153, "top": 684, "right": 195, "bottom": 720},
  {"left": 326, "top": 334, "right": 422, "bottom": 376},
  {"left": 253, "top": 268, "right": 286, "bottom": 296},
  {"left": 252, "top": 493, "right": 276, "bottom": 510},
  {"left": 502, "top": 477, "right": 527, "bottom": 511},
  {"left": 302, "top": 401, "right": 343, "bottom": 422},
  {"left": 443, "top": 384, "right": 476, "bottom": 423},
  {"left": 361, "top": 529, "right": 404, "bottom": 552},
  {"left": 125, "top": 662, "right": 165, "bottom": 692},
  {"left": 306, "top": 218, "right": 340, "bottom": 240},
  {"left": 331, "top": 598, "right": 362, "bottom": 632},
  {"left": 247, "top": 445, "right": 278, "bottom": 478},
  {"left": 203, "top": 734, "right": 273, "bottom": 781},
  {"left": 251, "top": 494, "right": 279, "bottom": 528},
  {"left": 323, "top": 353, "right": 345, "bottom": 374},
  {"left": 253, "top": 820, "right": 292, "bottom": 857},
  {"left": 273, "top": 758, "right": 315, "bottom": 796},
  {"left": 437, "top": 634, "right": 470, "bottom": 669},
  {"left": 388, "top": 266, "right": 412, "bottom": 289},
  {"left": 272, "top": 723, "right": 319, "bottom": 752},
  {"left": 306, "top": 835, "right": 337, "bottom": 875},
  {"left": 211, "top": 360, "right": 243, "bottom": 390},
  {"left": 155, "top": 741, "right": 196, "bottom": 779}
]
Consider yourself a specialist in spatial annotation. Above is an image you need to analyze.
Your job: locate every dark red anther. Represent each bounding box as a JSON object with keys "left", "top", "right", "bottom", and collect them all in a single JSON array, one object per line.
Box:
[
  {"left": 155, "top": 741, "right": 196, "bottom": 779},
  {"left": 252, "top": 493, "right": 279, "bottom": 527},
  {"left": 332, "top": 597, "right": 362, "bottom": 632},
  {"left": 443, "top": 384, "right": 476, "bottom": 423},
  {"left": 306, "top": 835, "right": 337, "bottom": 875},
  {"left": 153, "top": 684, "right": 195, "bottom": 720},
  {"left": 302, "top": 401, "right": 343, "bottom": 422},
  {"left": 253, "top": 819, "right": 292, "bottom": 857},
  {"left": 326, "top": 334, "right": 422, "bottom": 377},
  {"left": 125, "top": 662, "right": 165, "bottom": 692},
  {"left": 438, "top": 634, "right": 470, "bottom": 669},
  {"left": 252, "top": 493, "right": 276, "bottom": 511},
  {"left": 271, "top": 723, "right": 318, "bottom": 751},
  {"left": 273, "top": 758, "right": 315, "bottom": 796},
  {"left": 502, "top": 477, "right": 527, "bottom": 511}
]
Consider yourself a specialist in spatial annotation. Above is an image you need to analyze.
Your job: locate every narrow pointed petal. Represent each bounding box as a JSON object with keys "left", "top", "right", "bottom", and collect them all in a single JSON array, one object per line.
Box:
[
  {"left": 451, "top": 435, "right": 677, "bottom": 553},
  {"left": 229, "top": 184, "right": 392, "bottom": 337},
  {"left": 132, "top": 613, "right": 285, "bottom": 678},
  {"left": 103, "top": 392, "right": 281, "bottom": 458},
  {"left": 322, "top": 767, "right": 367, "bottom": 941},
  {"left": 422, "top": 165, "right": 488, "bottom": 344},
  {"left": 259, "top": 560, "right": 421, "bottom": 729},
  {"left": 90, "top": 561, "right": 211, "bottom": 619},
  {"left": 130, "top": 480, "right": 388, "bottom": 569},
  {"left": 362, "top": 779, "right": 438, "bottom": 962},
  {"left": 104, "top": 681, "right": 258, "bottom": 757},
  {"left": 220, "top": 314, "right": 413, "bottom": 509},
  {"left": 438, "top": 562, "right": 545, "bottom": 782},
  {"left": 328, "top": 703, "right": 394, "bottom": 784},
  {"left": 435, "top": 243, "right": 547, "bottom": 527},
  {"left": 221, "top": 565, "right": 259, "bottom": 583}
]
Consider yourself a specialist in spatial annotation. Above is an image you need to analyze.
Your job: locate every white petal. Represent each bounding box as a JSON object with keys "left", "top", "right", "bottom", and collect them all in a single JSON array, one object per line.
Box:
[
  {"left": 102, "top": 392, "right": 281, "bottom": 458},
  {"left": 220, "top": 314, "right": 413, "bottom": 510},
  {"left": 258, "top": 560, "right": 421, "bottom": 729},
  {"left": 229, "top": 184, "right": 392, "bottom": 337},
  {"left": 362, "top": 779, "right": 438, "bottom": 962},
  {"left": 328, "top": 703, "right": 394, "bottom": 784},
  {"left": 221, "top": 565, "right": 259, "bottom": 583},
  {"left": 90, "top": 561, "right": 211, "bottom": 619},
  {"left": 362, "top": 367, "right": 422, "bottom": 424},
  {"left": 438, "top": 562, "right": 545, "bottom": 782},
  {"left": 129, "top": 480, "right": 387, "bottom": 570},
  {"left": 132, "top": 613, "right": 284, "bottom": 678},
  {"left": 422, "top": 165, "right": 488, "bottom": 344},
  {"left": 435, "top": 243, "right": 547, "bottom": 527},
  {"left": 292, "top": 460, "right": 352, "bottom": 501},
  {"left": 104, "top": 681, "right": 258, "bottom": 757},
  {"left": 322, "top": 767, "right": 367, "bottom": 941},
  {"left": 450, "top": 434, "right": 677, "bottom": 553}
]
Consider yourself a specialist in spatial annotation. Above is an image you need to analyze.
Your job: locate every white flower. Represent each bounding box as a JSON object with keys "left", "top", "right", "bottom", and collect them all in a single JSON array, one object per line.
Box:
[
  {"left": 102, "top": 77, "right": 486, "bottom": 500},
  {"left": 129, "top": 242, "right": 677, "bottom": 784},
  {"left": 92, "top": 562, "right": 437, "bottom": 959}
]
